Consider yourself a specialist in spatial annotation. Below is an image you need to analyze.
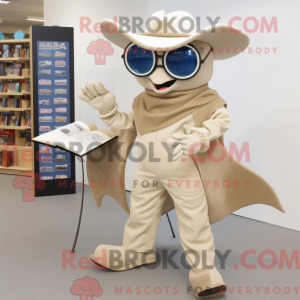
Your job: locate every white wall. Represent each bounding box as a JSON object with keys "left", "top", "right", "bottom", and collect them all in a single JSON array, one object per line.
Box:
[{"left": 44, "top": 0, "right": 300, "bottom": 231}]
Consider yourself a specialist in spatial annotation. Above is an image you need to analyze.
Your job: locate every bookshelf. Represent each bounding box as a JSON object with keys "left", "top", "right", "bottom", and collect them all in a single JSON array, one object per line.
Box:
[
  {"left": 0, "top": 165, "right": 32, "bottom": 175},
  {"left": 0, "top": 58, "right": 30, "bottom": 62},
  {"left": 0, "top": 36, "right": 34, "bottom": 177},
  {"left": 0, "top": 92, "right": 31, "bottom": 96},
  {"left": 0, "top": 125, "right": 31, "bottom": 130},
  {"left": 0, "top": 145, "right": 31, "bottom": 151},
  {"left": 0, "top": 76, "right": 30, "bottom": 80},
  {"left": 0, "top": 108, "right": 31, "bottom": 112},
  {"left": 0, "top": 39, "right": 30, "bottom": 45}
]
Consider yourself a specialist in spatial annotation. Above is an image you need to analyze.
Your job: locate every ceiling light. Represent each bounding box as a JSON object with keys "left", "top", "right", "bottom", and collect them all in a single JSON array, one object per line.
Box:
[
  {"left": 27, "top": 16, "right": 44, "bottom": 22},
  {"left": 0, "top": 1, "right": 10, "bottom": 4}
]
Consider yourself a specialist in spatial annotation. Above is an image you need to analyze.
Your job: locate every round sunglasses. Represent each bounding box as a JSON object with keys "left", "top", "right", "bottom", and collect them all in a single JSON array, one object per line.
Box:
[{"left": 121, "top": 43, "right": 212, "bottom": 80}]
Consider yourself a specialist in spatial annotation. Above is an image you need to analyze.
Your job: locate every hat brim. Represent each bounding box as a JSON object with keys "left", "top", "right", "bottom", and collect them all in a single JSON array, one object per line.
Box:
[{"left": 102, "top": 19, "right": 250, "bottom": 60}]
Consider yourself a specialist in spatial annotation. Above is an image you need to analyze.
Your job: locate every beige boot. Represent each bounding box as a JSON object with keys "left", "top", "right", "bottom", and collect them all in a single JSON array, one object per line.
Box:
[
  {"left": 90, "top": 244, "right": 156, "bottom": 271},
  {"left": 189, "top": 267, "right": 227, "bottom": 298}
]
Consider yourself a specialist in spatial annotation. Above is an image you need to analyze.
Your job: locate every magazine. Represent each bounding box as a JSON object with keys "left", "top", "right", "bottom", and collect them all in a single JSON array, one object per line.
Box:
[{"left": 32, "top": 121, "right": 117, "bottom": 157}]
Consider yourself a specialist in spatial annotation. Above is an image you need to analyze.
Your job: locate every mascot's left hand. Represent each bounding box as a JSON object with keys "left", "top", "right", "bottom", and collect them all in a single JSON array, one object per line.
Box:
[{"left": 167, "top": 133, "right": 207, "bottom": 161}]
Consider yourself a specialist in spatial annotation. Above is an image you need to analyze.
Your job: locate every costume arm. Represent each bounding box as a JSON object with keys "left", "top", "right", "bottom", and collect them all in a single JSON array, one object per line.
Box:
[
  {"left": 98, "top": 103, "right": 136, "bottom": 131},
  {"left": 187, "top": 106, "right": 231, "bottom": 152}
]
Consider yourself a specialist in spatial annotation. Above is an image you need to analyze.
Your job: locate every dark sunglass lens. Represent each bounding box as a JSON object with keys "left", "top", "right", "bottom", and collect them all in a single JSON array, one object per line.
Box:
[
  {"left": 126, "top": 45, "right": 154, "bottom": 75},
  {"left": 165, "top": 46, "right": 198, "bottom": 78}
]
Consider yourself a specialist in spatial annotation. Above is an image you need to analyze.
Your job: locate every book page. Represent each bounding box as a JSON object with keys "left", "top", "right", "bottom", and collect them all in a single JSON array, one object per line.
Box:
[
  {"left": 32, "top": 121, "right": 90, "bottom": 144},
  {"left": 60, "top": 131, "right": 111, "bottom": 156}
]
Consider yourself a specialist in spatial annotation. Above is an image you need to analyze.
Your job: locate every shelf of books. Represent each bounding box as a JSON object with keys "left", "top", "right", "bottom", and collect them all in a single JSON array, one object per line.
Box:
[
  {"left": 0, "top": 108, "right": 31, "bottom": 112},
  {"left": 0, "top": 36, "right": 33, "bottom": 176},
  {"left": 0, "top": 76, "right": 30, "bottom": 80},
  {"left": 0, "top": 39, "right": 30, "bottom": 45},
  {"left": 1, "top": 92, "right": 31, "bottom": 96},
  {"left": 0, "top": 145, "right": 31, "bottom": 151},
  {"left": 0, "top": 125, "right": 31, "bottom": 130},
  {"left": 0, "top": 58, "right": 30, "bottom": 62}
]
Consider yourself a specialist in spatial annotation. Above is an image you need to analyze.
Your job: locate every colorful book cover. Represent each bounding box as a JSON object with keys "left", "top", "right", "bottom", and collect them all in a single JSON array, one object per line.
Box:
[
  {"left": 13, "top": 49, "right": 19, "bottom": 58},
  {"left": 0, "top": 66, "right": 6, "bottom": 76},
  {"left": 7, "top": 68, "right": 13, "bottom": 76},
  {"left": 14, "top": 98, "right": 20, "bottom": 108},
  {"left": 8, "top": 83, "right": 16, "bottom": 93},
  {"left": 2, "top": 83, "right": 8, "bottom": 93},
  {"left": 20, "top": 49, "right": 27, "bottom": 58},
  {"left": 22, "top": 83, "right": 29, "bottom": 92},
  {"left": 8, "top": 116, "right": 18, "bottom": 126},
  {"left": 3, "top": 49, "right": 9, "bottom": 58},
  {"left": 7, "top": 98, "right": 15, "bottom": 108},
  {"left": 1, "top": 98, "right": 7, "bottom": 107},
  {"left": 0, "top": 116, "right": 6, "bottom": 125}
]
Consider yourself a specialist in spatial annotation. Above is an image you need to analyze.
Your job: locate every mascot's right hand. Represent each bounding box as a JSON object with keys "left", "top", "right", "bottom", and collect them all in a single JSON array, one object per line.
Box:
[{"left": 78, "top": 81, "right": 116, "bottom": 114}]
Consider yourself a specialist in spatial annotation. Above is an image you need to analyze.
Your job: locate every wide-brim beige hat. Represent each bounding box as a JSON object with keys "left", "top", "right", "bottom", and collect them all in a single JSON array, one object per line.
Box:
[{"left": 101, "top": 10, "right": 250, "bottom": 60}]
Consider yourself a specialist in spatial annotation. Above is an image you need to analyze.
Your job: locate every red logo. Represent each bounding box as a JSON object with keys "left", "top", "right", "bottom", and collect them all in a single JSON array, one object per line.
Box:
[
  {"left": 71, "top": 276, "right": 103, "bottom": 300},
  {"left": 87, "top": 39, "right": 114, "bottom": 65},
  {"left": 13, "top": 171, "right": 46, "bottom": 202}
]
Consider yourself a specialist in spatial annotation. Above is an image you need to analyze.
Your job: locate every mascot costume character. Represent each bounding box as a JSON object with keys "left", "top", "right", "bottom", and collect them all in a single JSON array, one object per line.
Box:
[{"left": 79, "top": 10, "right": 284, "bottom": 298}]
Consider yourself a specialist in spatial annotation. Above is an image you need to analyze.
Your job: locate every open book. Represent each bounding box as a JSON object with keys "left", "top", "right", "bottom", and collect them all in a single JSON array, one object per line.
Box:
[{"left": 32, "top": 121, "right": 117, "bottom": 156}]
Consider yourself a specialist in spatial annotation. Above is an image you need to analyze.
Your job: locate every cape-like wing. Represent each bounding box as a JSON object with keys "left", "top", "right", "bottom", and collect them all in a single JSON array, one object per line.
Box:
[
  {"left": 86, "top": 128, "right": 137, "bottom": 214},
  {"left": 162, "top": 140, "right": 285, "bottom": 224}
]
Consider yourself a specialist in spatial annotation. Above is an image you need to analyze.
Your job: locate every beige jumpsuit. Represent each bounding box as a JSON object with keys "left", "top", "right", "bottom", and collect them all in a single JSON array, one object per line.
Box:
[{"left": 98, "top": 103, "right": 231, "bottom": 296}]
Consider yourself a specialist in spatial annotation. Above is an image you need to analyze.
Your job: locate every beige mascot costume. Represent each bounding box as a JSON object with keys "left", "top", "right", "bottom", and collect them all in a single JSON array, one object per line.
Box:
[{"left": 79, "top": 11, "right": 284, "bottom": 298}]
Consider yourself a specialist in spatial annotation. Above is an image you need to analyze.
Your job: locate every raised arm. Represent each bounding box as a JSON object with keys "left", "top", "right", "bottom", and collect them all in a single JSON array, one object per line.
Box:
[{"left": 78, "top": 81, "right": 136, "bottom": 131}]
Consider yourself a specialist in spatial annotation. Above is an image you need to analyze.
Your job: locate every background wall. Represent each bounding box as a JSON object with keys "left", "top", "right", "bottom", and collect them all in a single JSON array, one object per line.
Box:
[{"left": 44, "top": 0, "right": 300, "bottom": 231}]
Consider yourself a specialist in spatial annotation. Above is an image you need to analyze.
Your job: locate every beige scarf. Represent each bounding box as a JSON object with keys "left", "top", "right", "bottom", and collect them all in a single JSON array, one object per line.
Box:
[{"left": 132, "top": 84, "right": 227, "bottom": 143}]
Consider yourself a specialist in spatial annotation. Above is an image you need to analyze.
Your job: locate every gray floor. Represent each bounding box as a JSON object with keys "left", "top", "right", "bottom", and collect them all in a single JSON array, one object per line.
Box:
[{"left": 0, "top": 173, "right": 299, "bottom": 300}]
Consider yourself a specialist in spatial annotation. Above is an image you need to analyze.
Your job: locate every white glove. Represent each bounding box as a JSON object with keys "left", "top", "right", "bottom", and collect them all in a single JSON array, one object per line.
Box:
[
  {"left": 78, "top": 81, "right": 116, "bottom": 114},
  {"left": 167, "top": 133, "right": 207, "bottom": 161}
]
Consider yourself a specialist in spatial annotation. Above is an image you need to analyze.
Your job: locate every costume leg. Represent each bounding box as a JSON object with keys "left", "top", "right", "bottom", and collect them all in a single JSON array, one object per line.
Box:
[
  {"left": 122, "top": 166, "right": 166, "bottom": 252},
  {"left": 162, "top": 175, "right": 226, "bottom": 298},
  {"left": 91, "top": 166, "right": 166, "bottom": 270}
]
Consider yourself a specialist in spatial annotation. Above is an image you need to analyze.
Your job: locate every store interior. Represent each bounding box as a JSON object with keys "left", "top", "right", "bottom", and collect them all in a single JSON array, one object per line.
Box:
[{"left": 0, "top": 1, "right": 299, "bottom": 299}]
